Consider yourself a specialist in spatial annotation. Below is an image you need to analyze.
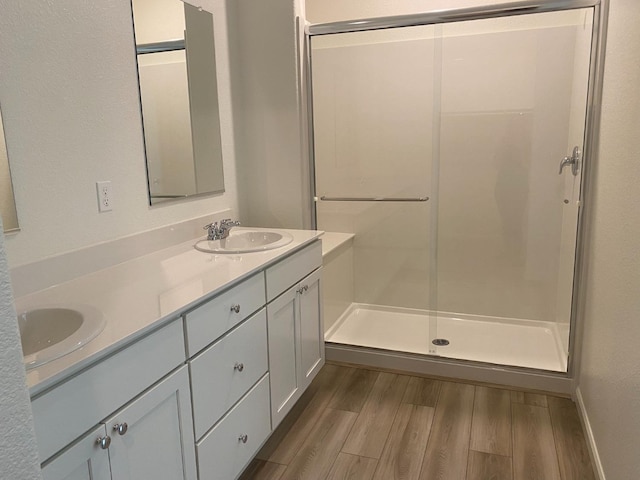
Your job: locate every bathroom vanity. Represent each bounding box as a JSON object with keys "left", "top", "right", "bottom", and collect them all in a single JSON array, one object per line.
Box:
[{"left": 23, "top": 228, "right": 323, "bottom": 480}]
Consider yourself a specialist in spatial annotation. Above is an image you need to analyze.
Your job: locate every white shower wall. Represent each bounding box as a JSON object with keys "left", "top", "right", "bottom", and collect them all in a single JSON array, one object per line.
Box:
[
  {"left": 314, "top": 28, "right": 435, "bottom": 311},
  {"left": 312, "top": 12, "right": 590, "bottom": 326}
]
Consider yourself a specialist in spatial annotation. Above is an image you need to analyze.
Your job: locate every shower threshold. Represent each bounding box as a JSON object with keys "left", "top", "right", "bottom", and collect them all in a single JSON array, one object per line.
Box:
[{"left": 325, "top": 303, "right": 568, "bottom": 372}]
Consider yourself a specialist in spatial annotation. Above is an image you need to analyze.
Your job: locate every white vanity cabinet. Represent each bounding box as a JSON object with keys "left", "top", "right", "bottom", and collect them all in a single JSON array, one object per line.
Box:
[
  {"left": 189, "top": 309, "right": 269, "bottom": 439},
  {"left": 196, "top": 375, "right": 272, "bottom": 480},
  {"left": 41, "top": 425, "right": 111, "bottom": 480},
  {"left": 266, "top": 241, "right": 324, "bottom": 428},
  {"left": 36, "top": 318, "right": 196, "bottom": 480},
  {"left": 102, "top": 367, "right": 196, "bottom": 480},
  {"left": 186, "top": 239, "right": 324, "bottom": 479},
  {"left": 42, "top": 367, "right": 196, "bottom": 480},
  {"left": 33, "top": 235, "right": 324, "bottom": 480}
]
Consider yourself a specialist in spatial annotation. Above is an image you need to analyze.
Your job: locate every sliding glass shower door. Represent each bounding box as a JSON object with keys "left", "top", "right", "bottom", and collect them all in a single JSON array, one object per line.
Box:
[
  {"left": 312, "top": 26, "right": 440, "bottom": 353},
  {"left": 431, "top": 9, "right": 594, "bottom": 372},
  {"left": 310, "top": 6, "right": 596, "bottom": 372}
]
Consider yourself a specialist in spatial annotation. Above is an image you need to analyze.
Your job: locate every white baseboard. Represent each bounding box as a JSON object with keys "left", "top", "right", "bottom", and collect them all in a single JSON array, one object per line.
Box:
[{"left": 575, "top": 386, "right": 606, "bottom": 480}]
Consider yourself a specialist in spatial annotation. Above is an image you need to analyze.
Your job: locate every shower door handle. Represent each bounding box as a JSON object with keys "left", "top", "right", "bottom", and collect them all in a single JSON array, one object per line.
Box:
[{"left": 559, "top": 146, "right": 580, "bottom": 176}]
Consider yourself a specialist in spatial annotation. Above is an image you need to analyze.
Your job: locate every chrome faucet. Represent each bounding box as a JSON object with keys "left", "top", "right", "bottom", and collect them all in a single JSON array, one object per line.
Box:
[{"left": 204, "top": 218, "right": 241, "bottom": 241}]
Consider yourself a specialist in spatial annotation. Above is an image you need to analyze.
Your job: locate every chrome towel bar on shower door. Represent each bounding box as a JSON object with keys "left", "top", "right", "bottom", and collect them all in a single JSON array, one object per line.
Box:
[{"left": 317, "top": 196, "right": 429, "bottom": 202}]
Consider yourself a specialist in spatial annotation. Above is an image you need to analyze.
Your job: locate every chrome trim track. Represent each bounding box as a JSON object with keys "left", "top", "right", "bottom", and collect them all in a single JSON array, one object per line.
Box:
[{"left": 308, "top": 0, "right": 600, "bottom": 35}]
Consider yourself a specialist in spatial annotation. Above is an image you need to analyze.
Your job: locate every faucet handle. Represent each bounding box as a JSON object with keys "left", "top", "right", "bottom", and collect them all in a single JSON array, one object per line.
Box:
[
  {"left": 220, "top": 219, "right": 241, "bottom": 227},
  {"left": 203, "top": 219, "right": 239, "bottom": 241}
]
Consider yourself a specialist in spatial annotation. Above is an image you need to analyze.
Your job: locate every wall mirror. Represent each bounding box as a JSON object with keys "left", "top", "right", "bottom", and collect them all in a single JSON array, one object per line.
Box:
[
  {"left": 0, "top": 104, "right": 19, "bottom": 232},
  {"left": 131, "top": 0, "right": 224, "bottom": 205}
]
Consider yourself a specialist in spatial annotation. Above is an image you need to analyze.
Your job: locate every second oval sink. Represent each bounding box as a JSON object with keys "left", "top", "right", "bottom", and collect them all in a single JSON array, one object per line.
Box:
[
  {"left": 18, "top": 305, "right": 106, "bottom": 369},
  {"left": 194, "top": 230, "right": 293, "bottom": 254}
]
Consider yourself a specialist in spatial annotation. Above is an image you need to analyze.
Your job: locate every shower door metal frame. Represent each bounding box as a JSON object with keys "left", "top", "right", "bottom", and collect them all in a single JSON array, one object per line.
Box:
[
  {"left": 306, "top": 0, "right": 601, "bottom": 35},
  {"left": 304, "top": 0, "right": 609, "bottom": 389}
]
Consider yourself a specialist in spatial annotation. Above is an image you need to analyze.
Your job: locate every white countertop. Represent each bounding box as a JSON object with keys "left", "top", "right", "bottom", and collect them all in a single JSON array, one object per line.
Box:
[
  {"left": 320, "top": 232, "right": 355, "bottom": 258},
  {"left": 20, "top": 227, "right": 322, "bottom": 396}
]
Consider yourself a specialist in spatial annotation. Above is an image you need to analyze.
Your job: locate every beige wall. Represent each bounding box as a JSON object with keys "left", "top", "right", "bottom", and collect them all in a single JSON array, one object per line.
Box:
[
  {"left": 0, "top": 0, "right": 238, "bottom": 268},
  {"left": 0, "top": 113, "right": 19, "bottom": 231},
  {"left": 132, "top": 0, "right": 185, "bottom": 44},
  {"left": 577, "top": 1, "right": 640, "bottom": 478}
]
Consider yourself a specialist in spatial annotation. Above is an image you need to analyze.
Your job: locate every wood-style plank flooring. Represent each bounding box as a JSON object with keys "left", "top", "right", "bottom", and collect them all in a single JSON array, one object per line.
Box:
[{"left": 241, "top": 364, "right": 595, "bottom": 480}]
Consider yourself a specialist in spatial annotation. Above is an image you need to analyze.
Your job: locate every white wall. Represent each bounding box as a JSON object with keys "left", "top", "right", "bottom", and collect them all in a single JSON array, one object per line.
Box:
[
  {"left": 231, "top": 0, "right": 310, "bottom": 229},
  {"left": 577, "top": 1, "right": 640, "bottom": 478},
  {"left": 307, "top": 0, "right": 525, "bottom": 24},
  {"left": 0, "top": 0, "right": 237, "bottom": 268},
  {"left": 0, "top": 217, "right": 41, "bottom": 480}
]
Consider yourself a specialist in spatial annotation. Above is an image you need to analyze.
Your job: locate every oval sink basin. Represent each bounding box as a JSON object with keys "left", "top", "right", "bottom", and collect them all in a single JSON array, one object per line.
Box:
[
  {"left": 194, "top": 230, "right": 294, "bottom": 254},
  {"left": 18, "top": 305, "right": 106, "bottom": 369}
]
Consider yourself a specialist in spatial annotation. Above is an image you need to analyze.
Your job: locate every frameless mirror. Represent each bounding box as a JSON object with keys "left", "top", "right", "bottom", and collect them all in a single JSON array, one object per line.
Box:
[
  {"left": 131, "top": 0, "right": 224, "bottom": 205},
  {"left": 0, "top": 105, "right": 19, "bottom": 232}
]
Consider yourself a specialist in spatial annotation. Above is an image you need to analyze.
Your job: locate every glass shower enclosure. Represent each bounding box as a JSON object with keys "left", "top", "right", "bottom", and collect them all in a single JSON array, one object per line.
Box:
[{"left": 310, "top": 4, "right": 597, "bottom": 373}]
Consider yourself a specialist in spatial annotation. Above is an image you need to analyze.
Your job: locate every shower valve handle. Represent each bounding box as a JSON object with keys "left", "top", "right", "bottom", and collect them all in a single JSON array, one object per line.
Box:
[{"left": 559, "top": 146, "right": 580, "bottom": 176}]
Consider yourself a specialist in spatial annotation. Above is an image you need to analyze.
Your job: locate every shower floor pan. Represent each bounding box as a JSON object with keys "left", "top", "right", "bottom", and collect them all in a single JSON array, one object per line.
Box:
[{"left": 325, "top": 303, "right": 567, "bottom": 372}]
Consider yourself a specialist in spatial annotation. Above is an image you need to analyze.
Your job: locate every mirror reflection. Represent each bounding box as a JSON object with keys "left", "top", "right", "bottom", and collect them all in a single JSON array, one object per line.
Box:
[
  {"left": 0, "top": 105, "right": 19, "bottom": 232},
  {"left": 131, "top": 0, "right": 224, "bottom": 205}
]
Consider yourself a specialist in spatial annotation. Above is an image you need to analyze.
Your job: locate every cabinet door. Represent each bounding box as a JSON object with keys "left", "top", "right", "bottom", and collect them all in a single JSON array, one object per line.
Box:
[
  {"left": 104, "top": 366, "right": 197, "bottom": 480},
  {"left": 267, "top": 285, "right": 299, "bottom": 428},
  {"left": 298, "top": 268, "right": 324, "bottom": 390},
  {"left": 41, "top": 425, "right": 111, "bottom": 480}
]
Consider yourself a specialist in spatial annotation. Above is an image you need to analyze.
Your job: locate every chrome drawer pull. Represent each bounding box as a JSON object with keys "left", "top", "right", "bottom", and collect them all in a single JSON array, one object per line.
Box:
[
  {"left": 113, "top": 423, "right": 128, "bottom": 436},
  {"left": 97, "top": 436, "right": 111, "bottom": 450},
  {"left": 238, "top": 434, "right": 248, "bottom": 444},
  {"left": 230, "top": 304, "right": 241, "bottom": 314},
  {"left": 297, "top": 285, "right": 309, "bottom": 295},
  {"left": 234, "top": 362, "right": 244, "bottom": 372}
]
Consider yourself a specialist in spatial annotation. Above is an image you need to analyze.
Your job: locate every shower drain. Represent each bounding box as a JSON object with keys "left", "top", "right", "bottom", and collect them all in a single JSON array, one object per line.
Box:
[{"left": 432, "top": 338, "right": 450, "bottom": 346}]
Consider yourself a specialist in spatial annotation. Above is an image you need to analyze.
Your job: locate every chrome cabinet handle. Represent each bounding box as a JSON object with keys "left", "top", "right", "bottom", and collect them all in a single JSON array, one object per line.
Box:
[
  {"left": 113, "top": 423, "right": 128, "bottom": 436},
  {"left": 97, "top": 436, "right": 111, "bottom": 450},
  {"left": 234, "top": 362, "right": 244, "bottom": 372},
  {"left": 238, "top": 434, "right": 248, "bottom": 444},
  {"left": 230, "top": 304, "right": 241, "bottom": 314},
  {"left": 297, "top": 285, "right": 309, "bottom": 294}
]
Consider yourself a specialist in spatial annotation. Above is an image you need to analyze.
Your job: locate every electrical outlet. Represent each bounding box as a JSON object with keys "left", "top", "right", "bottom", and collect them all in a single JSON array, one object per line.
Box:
[{"left": 96, "top": 181, "right": 112, "bottom": 212}]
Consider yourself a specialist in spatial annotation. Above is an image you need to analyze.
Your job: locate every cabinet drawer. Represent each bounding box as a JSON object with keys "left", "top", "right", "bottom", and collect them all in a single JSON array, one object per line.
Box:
[
  {"left": 197, "top": 375, "right": 271, "bottom": 480},
  {"left": 184, "top": 273, "right": 265, "bottom": 356},
  {"left": 32, "top": 319, "right": 185, "bottom": 463},
  {"left": 190, "top": 309, "right": 268, "bottom": 440},
  {"left": 266, "top": 240, "right": 321, "bottom": 302}
]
